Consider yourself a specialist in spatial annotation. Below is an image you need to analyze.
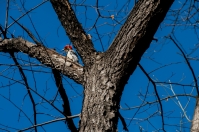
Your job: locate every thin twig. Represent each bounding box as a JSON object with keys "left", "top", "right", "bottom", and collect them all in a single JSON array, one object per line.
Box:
[
  {"left": 52, "top": 69, "right": 77, "bottom": 132},
  {"left": 120, "top": 94, "right": 196, "bottom": 110},
  {"left": 138, "top": 63, "right": 165, "bottom": 132},
  {"left": 169, "top": 36, "right": 199, "bottom": 95},
  {"left": 10, "top": 17, "right": 41, "bottom": 45},
  {"left": 168, "top": 80, "right": 191, "bottom": 122},
  {"left": 118, "top": 112, "right": 128, "bottom": 131},
  {"left": 18, "top": 117, "right": 65, "bottom": 132},
  {"left": 4, "top": 0, "right": 10, "bottom": 36},
  {"left": 6, "top": 0, "right": 49, "bottom": 30},
  {"left": 10, "top": 52, "right": 38, "bottom": 132}
]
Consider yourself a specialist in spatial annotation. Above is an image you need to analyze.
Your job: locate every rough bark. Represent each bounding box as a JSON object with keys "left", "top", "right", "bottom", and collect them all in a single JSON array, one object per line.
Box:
[
  {"left": 106, "top": 0, "right": 174, "bottom": 83},
  {"left": 78, "top": 0, "right": 174, "bottom": 131},
  {"left": 0, "top": 38, "right": 84, "bottom": 84},
  {"left": 79, "top": 56, "right": 120, "bottom": 131},
  {"left": 191, "top": 97, "right": 199, "bottom": 132},
  {"left": 0, "top": 0, "right": 175, "bottom": 131},
  {"left": 50, "top": 0, "right": 96, "bottom": 66}
]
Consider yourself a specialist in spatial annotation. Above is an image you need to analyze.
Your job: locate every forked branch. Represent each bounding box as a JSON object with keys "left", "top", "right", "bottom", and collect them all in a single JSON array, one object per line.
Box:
[
  {"left": 50, "top": 0, "right": 96, "bottom": 66},
  {"left": 105, "top": 0, "right": 174, "bottom": 78}
]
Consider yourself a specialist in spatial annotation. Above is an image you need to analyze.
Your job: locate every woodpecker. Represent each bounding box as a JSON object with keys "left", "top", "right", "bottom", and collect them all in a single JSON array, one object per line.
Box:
[{"left": 62, "top": 45, "right": 79, "bottom": 63}]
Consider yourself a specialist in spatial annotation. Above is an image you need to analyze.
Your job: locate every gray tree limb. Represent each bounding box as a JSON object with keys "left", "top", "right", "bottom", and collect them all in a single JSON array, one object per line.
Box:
[
  {"left": 50, "top": 0, "right": 96, "bottom": 66},
  {"left": 0, "top": 38, "right": 84, "bottom": 84},
  {"left": 105, "top": 0, "right": 174, "bottom": 82}
]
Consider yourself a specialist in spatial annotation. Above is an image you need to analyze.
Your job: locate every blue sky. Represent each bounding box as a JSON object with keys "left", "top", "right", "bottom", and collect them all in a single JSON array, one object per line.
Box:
[{"left": 0, "top": 0, "right": 199, "bottom": 131}]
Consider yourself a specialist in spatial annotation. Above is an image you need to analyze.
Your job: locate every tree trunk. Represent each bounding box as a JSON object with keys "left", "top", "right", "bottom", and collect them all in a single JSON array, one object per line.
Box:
[
  {"left": 0, "top": 0, "right": 175, "bottom": 131},
  {"left": 79, "top": 56, "right": 123, "bottom": 131},
  {"left": 77, "top": 0, "right": 174, "bottom": 131},
  {"left": 191, "top": 97, "right": 199, "bottom": 132}
]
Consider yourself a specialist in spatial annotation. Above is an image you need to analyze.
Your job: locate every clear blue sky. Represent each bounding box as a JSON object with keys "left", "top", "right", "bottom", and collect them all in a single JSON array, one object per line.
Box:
[{"left": 0, "top": 0, "right": 198, "bottom": 131}]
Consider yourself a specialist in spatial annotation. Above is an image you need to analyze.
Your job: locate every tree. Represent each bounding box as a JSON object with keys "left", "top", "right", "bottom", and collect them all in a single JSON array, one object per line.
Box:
[{"left": 0, "top": 0, "right": 198, "bottom": 131}]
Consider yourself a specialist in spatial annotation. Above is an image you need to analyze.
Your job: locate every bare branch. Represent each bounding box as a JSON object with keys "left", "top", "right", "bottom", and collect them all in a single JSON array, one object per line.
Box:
[
  {"left": 168, "top": 36, "right": 199, "bottom": 95},
  {"left": 120, "top": 94, "right": 196, "bottom": 110},
  {"left": 6, "top": 0, "right": 49, "bottom": 30},
  {"left": 0, "top": 26, "right": 7, "bottom": 39},
  {"left": 52, "top": 69, "right": 77, "bottom": 132},
  {"left": 10, "top": 52, "right": 38, "bottom": 132},
  {"left": 50, "top": 0, "right": 96, "bottom": 66},
  {"left": 138, "top": 63, "right": 165, "bottom": 131},
  {"left": 18, "top": 114, "right": 79, "bottom": 132},
  {"left": 4, "top": 0, "right": 10, "bottom": 36},
  {"left": 10, "top": 17, "right": 41, "bottom": 45},
  {"left": 105, "top": 0, "right": 174, "bottom": 80},
  {"left": 0, "top": 94, "right": 33, "bottom": 127},
  {"left": 168, "top": 80, "right": 192, "bottom": 122},
  {"left": 118, "top": 112, "right": 128, "bottom": 131},
  {"left": 0, "top": 38, "right": 84, "bottom": 84},
  {"left": 19, "top": 118, "right": 67, "bottom": 131}
]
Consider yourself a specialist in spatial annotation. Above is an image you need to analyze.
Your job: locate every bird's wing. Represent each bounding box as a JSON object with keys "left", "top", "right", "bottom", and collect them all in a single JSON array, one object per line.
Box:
[{"left": 70, "top": 50, "right": 79, "bottom": 62}]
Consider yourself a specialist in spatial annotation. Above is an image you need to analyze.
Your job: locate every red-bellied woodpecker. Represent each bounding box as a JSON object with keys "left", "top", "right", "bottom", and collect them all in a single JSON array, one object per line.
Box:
[{"left": 62, "top": 45, "right": 79, "bottom": 63}]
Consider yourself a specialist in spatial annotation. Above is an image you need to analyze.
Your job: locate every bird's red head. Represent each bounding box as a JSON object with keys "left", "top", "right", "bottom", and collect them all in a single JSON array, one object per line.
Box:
[{"left": 64, "top": 45, "right": 72, "bottom": 51}]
